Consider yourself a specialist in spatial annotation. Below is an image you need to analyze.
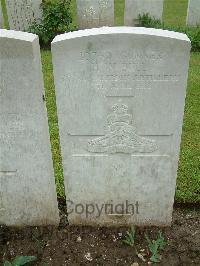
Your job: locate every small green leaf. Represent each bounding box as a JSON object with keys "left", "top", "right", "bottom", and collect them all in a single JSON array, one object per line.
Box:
[
  {"left": 145, "top": 233, "right": 152, "bottom": 246},
  {"left": 156, "top": 231, "right": 167, "bottom": 250},
  {"left": 12, "top": 256, "right": 37, "bottom": 266},
  {"left": 150, "top": 253, "right": 161, "bottom": 263},
  {"left": 122, "top": 239, "right": 130, "bottom": 245},
  {"left": 122, "top": 226, "right": 136, "bottom": 246},
  {"left": 3, "top": 261, "right": 12, "bottom": 266}
]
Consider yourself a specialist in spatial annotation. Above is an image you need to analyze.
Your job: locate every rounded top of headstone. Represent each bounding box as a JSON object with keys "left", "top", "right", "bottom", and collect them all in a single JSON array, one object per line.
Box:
[
  {"left": 0, "top": 29, "right": 37, "bottom": 42},
  {"left": 52, "top": 27, "right": 191, "bottom": 45}
]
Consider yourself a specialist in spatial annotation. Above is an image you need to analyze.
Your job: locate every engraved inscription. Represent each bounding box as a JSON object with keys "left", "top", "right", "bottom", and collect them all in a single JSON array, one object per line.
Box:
[
  {"left": 87, "top": 103, "right": 158, "bottom": 153},
  {"left": 81, "top": 0, "right": 111, "bottom": 27},
  {"left": 67, "top": 50, "right": 179, "bottom": 88},
  {"left": 82, "top": 6, "right": 97, "bottom": 25},
  {"left": 7, "top": 0, "right": 41, "bottom": 31},
  {"left": 0, "top": 171, "right": 17, "bottom": 213},
  {"left": 0, "top": 171, "right": 17, "bottom": 177},
  {"left": 0, "top": 83, "right": 3, "bottom": 96}
]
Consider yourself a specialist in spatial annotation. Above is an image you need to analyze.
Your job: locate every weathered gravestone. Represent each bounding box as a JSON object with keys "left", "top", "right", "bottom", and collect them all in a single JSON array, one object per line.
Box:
[
  {"left": 0, "top": 30, "right": 59, "bottom": 226},
  {"left": 124, "top": 0, "right": 164, "bottom": 26},
  {"left": 52, "top": 27, "right": 190, "bottom": 226},
  {"left": 187, "top": 0, "right": 200, "bottom": 26},
  {"left": 6, "top": 0, "right": 42, "bottom": 31},
  {"left": 0, "top": 1, "right": 3, "bottom": 28},
  {"left": 76, "top": 0, "right": 114, "bottom": 29}
]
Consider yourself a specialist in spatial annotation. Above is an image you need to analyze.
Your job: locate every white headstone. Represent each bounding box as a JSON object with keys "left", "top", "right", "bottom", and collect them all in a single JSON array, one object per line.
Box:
[
  {"left": 0, "top": 1, "right": 3, "bottom": 28},
  {"left": 6, "top": 0, "right": 42, "bottom": 31},
  {"left": 52, "top": 27, "right": 190, "bottom": 226},
  {"left": 0, "top": 30, "right": 59, "bottom": 226},
  {"left": 187, "top": 0, "right": 200, "bottom": 26},
  {"left": 124, "top": 0, "right": 164, "bottom": 26},
  {"left": 76, "top": 0, "right": 114, "bottom": 29}
]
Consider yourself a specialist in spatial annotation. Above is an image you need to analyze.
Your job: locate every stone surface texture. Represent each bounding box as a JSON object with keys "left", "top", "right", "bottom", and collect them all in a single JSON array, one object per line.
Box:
[
  {"left": 124, "top": 0, "right": 164, "bottom": 26},
  {"left": 52, "top": 27, "right": 191, "bottom": 226},
  {"left": 187, "top": 0, "right": 200, "bottom": 26},
  {"left": 6, "top": 0, "right": 42, "bottom": 31},
  {"left": 76, "top": 0, "right": 114, "bottom": 29},
  {"left": 0, "top": 30, "right": 59, "bottom": 226}
]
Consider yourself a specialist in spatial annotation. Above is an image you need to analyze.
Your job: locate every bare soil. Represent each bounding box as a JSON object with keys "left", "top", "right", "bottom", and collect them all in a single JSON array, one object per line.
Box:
[{"left": 0, "top": 206, "right": 199, "bottom": 266}]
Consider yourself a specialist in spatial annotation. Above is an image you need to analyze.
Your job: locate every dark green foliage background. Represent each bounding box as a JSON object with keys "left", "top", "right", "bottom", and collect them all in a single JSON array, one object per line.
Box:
[{"left": 29, "top": 0, "right": 73, "bottom": 46}]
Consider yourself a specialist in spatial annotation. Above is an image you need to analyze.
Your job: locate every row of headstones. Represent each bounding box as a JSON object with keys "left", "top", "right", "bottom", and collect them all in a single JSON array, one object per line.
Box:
[
  {"left": 0, "top": 0, "right": 200, "bottom": 31},
  {"left": 0, "top": 27, "right": 191, "bottom": 227}
]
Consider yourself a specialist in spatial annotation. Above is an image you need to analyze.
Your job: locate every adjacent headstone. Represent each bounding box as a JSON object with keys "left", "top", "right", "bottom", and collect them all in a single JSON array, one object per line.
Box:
[
  {"left": 0, "top": 1, "right": 3, "bottom": 28},
  {"left": 6, "top": 0, "right": 42, "bottom": 31},
  {"left": 52, "top": 27, "right": 191, "bottom": 226},
  {"left": 76, "top": 0, "right": 114, "bottom": 29},
  {"left": 124, "top": 0, "right": 164, "bottom": 26},
  {"left": 0, "top": 30, "right": 59, "bottom": 226},
  {"left": 187, "top": 0, "right": 200, "bottom": 26}
]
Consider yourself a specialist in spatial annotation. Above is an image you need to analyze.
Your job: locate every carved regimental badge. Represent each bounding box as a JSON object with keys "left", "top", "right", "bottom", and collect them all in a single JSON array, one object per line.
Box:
[{"left": 87, "top": 103, "right": 158, "bottom": 153}]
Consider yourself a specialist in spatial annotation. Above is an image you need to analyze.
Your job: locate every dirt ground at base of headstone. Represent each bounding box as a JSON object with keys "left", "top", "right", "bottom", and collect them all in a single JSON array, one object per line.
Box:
[{"left": 0, "top": 205, "right": 199, "bottom": 266}]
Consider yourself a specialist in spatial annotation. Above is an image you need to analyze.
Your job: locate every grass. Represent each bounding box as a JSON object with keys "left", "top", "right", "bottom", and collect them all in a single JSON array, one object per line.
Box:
[
  {"left": 176, "top": 53, "right": 200, "bottom": 203},
  {"left": 163, "top": 0, "right": 188, "bottom": 26},
  {"left": 1, "top": 0, "right": 9, "bottom": 29},
  {"left": 41, "top": 50, "right": 65, "bottom": 197},
  {"left": 115, "top": 0, "right": 125, "bottom": 26},
  {"left": 1, "top": 0, "right": 200, "bottom": 203},
  {"left": 70, "top": 0, "right": 78, "bottom": 29}
]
